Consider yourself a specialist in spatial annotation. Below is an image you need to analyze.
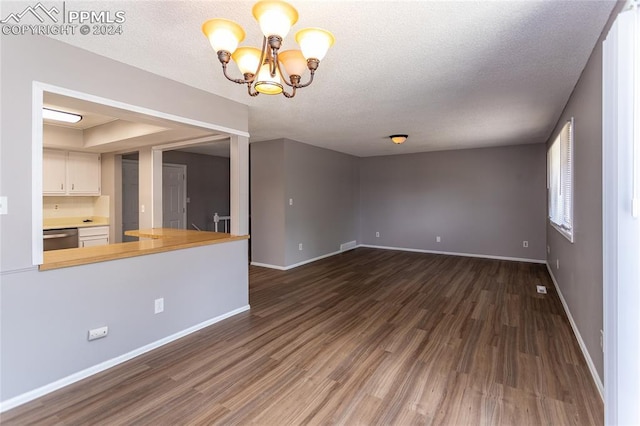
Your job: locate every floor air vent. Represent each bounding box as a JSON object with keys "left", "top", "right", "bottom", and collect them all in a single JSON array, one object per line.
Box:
[{"left": 340, "top": 241, "right": 357, "bottom": 252}]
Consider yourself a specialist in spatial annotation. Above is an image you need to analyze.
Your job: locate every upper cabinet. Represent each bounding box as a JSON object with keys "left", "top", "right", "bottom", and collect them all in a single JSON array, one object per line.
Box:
[
  {"left": 43, "top": 149, "right": 67, "bottom": 194},
  {"left": 67, "top": 152, "right": 101, "bottom": 195},
  {"left": 43, "top": 149, "right": 101, "bottom": 196}
]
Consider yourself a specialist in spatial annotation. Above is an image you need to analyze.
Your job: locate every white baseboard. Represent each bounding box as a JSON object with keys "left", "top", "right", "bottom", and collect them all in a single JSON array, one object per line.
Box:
[
  {"left": 0, "top": 305, "right": 250, "bottom": 413},
  {"left": 251, "top": 249, "right": 343, "bottom": 271},
  {"left": 545, "top": 263, "right": 604, "bottom": 400},
  {"left": 249, "top": 261, "right": 288, "bottom": 270},
  {"left": 251, "top": 244, "right": 546, "bottom": 271},
  {"left": 359, "top": 244, "right": 546, "bottom": 264}
]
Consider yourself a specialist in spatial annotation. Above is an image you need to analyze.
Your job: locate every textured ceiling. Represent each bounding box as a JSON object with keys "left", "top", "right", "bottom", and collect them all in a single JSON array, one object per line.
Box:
[{"left": 45, "top": 0, "right": 616, "bottom": 157}]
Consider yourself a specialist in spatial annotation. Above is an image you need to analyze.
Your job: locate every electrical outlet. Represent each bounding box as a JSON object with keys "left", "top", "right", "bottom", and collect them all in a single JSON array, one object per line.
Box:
[
  {"left": 547, "top": 245, "right": 550, "bottom": 254},
  {"left": 0, "top": 196, "right": 7, "bottom": 215},
  {"left": 523, "top": 240, "right": 529, "bottom": 248},
  {"left": 556, "top": 259, "right": 560, "bottom": 269},
  {"left": 298, "top": 243, "right": 303, "bottom": 251},
  {"left": 289, "top": 198, "right": 293, "bottom": 206},
  {"left": 375, "top": 231, "right": 380, "bottom": 238},
  {"left": 436, "top": 236, "right": 441, "bottom": 243},
  {"left": 141, "top": 204, "right": 145, "bottom": 213},
  {"left": 155, "top": 298, "right": 164, "bottom": 314},
  {"left": 536, "top": 285, "right": 547, "bottom": 294},
  {"left": 88, "top": 326, "right": 108, "bottom": 341}
]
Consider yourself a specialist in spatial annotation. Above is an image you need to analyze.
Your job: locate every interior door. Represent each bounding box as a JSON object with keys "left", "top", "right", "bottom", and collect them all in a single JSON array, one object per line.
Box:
[
  {"left": 122, "top": 159, "right": 139, "bottom": 242},
  {"left": 163, "top": 163, "right": 186, "bottom": 229}
]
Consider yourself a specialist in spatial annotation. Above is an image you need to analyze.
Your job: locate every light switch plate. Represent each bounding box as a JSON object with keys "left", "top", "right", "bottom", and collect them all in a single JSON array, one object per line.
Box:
[
  {"left": 0, "top": 196, "right": 7, "bottom": 215},
  {"left": 155, "top": 298, "right": 164, "bottom": 314}
]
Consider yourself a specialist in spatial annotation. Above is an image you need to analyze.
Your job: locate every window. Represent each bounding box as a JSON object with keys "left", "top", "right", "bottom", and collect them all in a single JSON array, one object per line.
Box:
[{"left": 547, "top": 118, "right": 574, "bottom": 242}]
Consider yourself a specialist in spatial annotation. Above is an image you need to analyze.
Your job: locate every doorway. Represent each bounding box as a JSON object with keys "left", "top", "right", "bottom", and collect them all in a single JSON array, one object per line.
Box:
[
  {"left": 162, "top": 163, "right": 187, "bottom": 229},
  {"left": 121, "top": 160, "right": 188, "bottom": 238}
]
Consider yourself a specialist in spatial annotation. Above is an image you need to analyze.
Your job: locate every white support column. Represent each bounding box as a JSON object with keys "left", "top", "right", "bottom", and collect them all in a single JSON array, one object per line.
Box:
[
  {"left": 99, "top": 153, "right": 122, "bottom": 243},
  {"left": 152, "top": 149, "right": 163, "bottom": 228},
  {"left": 138, "top": 148, "right": 163, "bottom": 229},
  {"left": 230, "top": 134, "right": 249, "bottom": 235}
]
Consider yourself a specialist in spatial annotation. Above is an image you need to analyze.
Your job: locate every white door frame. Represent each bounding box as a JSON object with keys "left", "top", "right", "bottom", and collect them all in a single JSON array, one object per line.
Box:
[{"left": 603, "top": 4, "right": 640, "bottom": 425}]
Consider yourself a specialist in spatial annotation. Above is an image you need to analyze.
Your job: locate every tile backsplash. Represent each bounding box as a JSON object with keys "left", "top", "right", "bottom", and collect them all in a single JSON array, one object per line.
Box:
[{"left": 43, "top": 196, "right": 110, "bottom": 219}]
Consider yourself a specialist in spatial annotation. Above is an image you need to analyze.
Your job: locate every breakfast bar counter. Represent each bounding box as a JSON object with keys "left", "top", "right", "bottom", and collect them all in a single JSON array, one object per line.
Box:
[{"left": 40, "top": 229, "right": 249, "bottom": 271}]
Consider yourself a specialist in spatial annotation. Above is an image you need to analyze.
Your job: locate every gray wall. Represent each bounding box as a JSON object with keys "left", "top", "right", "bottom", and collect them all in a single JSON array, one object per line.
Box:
[
  {"left": 545, "top": 2, "right": 625, "bottom": 383},
  {"left": 163, "top": 151, "right": 230, "bottom": 231},
  {"left": 250, "top": 140, "right": 286, "bottom": 266},
  {"left": 0, "top": 35, "right": 249, "bottom": 403},
  {"left": 359, "top": 144, "right": 547, "bottom": 261},
  {"left": 1, "top": 240, "right": 248, "bottom": 400},
  {"left": 284, "top": 139, "right": 360, "bottom": 265},
  {"left": 250, "top": 139, "right": 360, "bottom": 268}
]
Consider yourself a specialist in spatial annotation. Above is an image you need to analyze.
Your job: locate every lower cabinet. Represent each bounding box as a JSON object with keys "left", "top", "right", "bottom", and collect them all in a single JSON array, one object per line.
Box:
[{"left": 78, "top": 226, "right": 109, "bottom": 248}]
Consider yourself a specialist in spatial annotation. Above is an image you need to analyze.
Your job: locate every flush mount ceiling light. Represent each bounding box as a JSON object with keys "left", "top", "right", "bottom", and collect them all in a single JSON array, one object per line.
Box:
[
  {"left": 42, "top": 108, "right": 82, "bottom": 124},
  {"left": 390, "top": 134, "right": 408, "bottom": 144},
  {"left": 202, "top": 0, "right": 335, "bottom": 98}
]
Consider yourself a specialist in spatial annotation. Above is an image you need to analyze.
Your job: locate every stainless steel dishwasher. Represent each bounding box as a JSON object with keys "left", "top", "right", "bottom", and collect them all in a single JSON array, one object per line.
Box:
[{"left": 43, "top": 228, "right": 79, "bottom": 251}]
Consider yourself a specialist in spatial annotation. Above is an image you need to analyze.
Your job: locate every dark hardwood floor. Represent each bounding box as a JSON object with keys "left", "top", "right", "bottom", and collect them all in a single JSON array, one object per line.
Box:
[{"left": 2, "top": 248, "right": 603, "bottom": 425}]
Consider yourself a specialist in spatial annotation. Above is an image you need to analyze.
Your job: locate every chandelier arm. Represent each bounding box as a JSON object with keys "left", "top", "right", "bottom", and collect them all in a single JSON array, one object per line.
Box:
[
  {"left": 222, "top": 63, "right": 251, "bottom": 85},
  {"left": 268, "top": 36, "right": 282, "bottom": 77},
  {"left": 269, "top": 49, "right": 279, "bottom": 77},
  {"left": 295, "top": 70, "right": 316, "bottom": 88},
  {"left": 274, "top": 59, "right": 296, "bottom": 88},
  {"left": 282, "top": 86, "right": 297, "bottom": 98},
  {"left": 254, "top": 36, "right": 268, "bottom": 77},
  {"left": 247, "top": 83, "right": 260, "bottom": 97}
]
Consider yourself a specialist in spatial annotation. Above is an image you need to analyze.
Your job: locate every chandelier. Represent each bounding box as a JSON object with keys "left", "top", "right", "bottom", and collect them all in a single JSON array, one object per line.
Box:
[{"left": 202, "top": 1, "right": 334, "bottom": 98}]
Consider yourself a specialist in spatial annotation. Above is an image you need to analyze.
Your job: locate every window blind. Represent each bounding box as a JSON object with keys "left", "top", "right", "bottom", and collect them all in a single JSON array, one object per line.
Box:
[{"left": 548, "top": 119, "right": 574, "bottom": 240}]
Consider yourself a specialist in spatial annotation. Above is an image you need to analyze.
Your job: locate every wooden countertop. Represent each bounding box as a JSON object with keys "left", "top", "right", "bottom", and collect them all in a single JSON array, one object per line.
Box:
[
  {"left": 40, "top": 229, "right": 249, "bottom": 271},
  {"left": 43, "top": 216, "right": 109, "bottom": 230}
]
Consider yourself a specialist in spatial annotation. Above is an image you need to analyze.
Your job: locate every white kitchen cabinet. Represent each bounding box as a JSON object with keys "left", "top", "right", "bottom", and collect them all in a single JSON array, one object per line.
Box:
[
  {"left": 67, "top": 152, "right": 101, "bottom": 195},
  {"left": 80, "top": 237, "right": 109, "bottom": 248},
  {"left": 43, "top": 149, "right": 101, "bottom": 196},
  {"left": 43, "top": 149, "right": 67, "bottom": 194},
  {"left": 78, "top": 226, "right": 109, "bottom": 248}
]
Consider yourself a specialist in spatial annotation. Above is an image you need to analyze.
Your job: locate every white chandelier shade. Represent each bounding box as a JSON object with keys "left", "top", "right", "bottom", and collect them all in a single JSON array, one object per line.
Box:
[
  {"left": 232, "top": 47, "right": 262, "bottom": 75},
  {"left": 252, "top": 0, "right": 298, "bottom": 39},
  {"left": 202, "top": 19, "right": 245, "bottom": 56},
  {"left": 295, "top": 28, "right": 334, "bottom": 61}
]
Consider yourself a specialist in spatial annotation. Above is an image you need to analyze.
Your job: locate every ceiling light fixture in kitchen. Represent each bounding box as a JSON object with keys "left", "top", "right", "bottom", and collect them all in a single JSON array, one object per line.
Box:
[
  {"left": 202, "top": 0, "right": 334, "bottom": 98},
  {"left": 43, "top": 108, "right": 82, "bottom": 123}
]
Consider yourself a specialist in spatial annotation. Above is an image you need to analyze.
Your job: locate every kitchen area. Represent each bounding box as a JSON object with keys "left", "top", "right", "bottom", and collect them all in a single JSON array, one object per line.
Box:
[
  {"left": 43, "top": 195, "right": 111, "bottom": 251},
  {"left": 41, "top": 97, "right": 118, "bottom": 253},
  {"left": 43, "top": 136, "right": 111, "bottom": 251},
  {"left": 39, "top": 91, "right": 238, "bottom": 266}
]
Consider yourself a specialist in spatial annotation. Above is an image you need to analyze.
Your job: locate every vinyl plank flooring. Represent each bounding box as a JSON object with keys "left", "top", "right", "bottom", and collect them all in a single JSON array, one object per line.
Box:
[{"left": 1, "top": 248, "right": 603, "bottom": 425}]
